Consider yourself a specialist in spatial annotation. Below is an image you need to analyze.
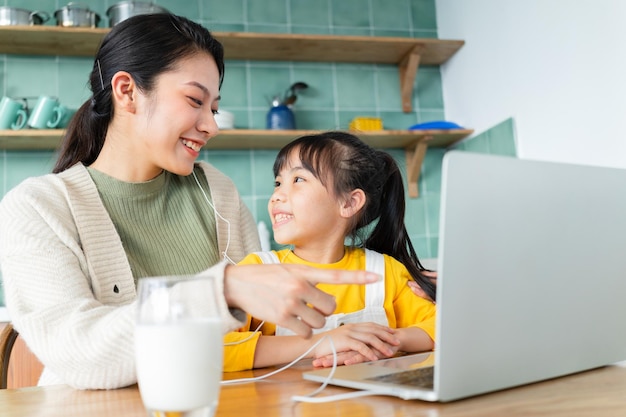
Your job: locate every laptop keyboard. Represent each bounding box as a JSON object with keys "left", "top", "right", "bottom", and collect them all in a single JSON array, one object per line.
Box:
[{"left": 366, "top": 366, "right": 434, "bottom": 389}]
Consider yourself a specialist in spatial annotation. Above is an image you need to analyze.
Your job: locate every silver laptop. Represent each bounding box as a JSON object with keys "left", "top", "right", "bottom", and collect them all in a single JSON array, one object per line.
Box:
[{"left": 303, "top": 151, "right": 626, "bottom": 402}]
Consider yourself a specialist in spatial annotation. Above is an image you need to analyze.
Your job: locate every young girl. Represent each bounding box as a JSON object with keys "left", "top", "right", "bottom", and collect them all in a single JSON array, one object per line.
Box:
[{"left": 224, "top": 131, "right": 436, "bottom": 371}]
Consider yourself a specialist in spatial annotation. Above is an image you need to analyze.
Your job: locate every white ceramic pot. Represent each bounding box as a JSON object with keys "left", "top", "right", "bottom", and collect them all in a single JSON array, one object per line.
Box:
[{"left": 214, "top": 110, "right": 235, "bottom": 129}]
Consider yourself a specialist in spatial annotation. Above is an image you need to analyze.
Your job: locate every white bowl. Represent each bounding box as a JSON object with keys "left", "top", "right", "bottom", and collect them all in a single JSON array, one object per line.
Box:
[{"left": 215, "top": 110, "right": 234, "bottom": 129}]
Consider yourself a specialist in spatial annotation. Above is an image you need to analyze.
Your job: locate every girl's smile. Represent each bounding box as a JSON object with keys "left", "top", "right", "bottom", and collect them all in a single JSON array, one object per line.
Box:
[
  {"left": 269, "top": 150, "right": 350, "bottom": 262},
  {"left": 271, "top": 211, "right": 294, "bottom": 228}
]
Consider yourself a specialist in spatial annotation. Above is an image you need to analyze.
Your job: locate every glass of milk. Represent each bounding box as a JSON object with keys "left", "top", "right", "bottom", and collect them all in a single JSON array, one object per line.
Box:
[{"left": 135, "top": 275, "right": 223, "bottom": 417}]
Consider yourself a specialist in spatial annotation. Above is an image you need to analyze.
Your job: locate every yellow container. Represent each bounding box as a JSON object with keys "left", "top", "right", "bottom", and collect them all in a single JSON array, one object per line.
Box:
[{"left": 349, "top": 117, "right": 383, "bottom": 131}]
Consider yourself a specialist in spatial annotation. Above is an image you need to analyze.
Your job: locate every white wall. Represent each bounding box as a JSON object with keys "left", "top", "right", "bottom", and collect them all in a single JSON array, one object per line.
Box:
[{"left": 436, "top": 0, "right": 626, "bottom": 169}]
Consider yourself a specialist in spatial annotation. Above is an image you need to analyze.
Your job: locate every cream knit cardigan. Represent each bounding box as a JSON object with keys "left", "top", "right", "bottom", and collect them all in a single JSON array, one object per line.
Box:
[{"left": 0, "top": 162, "right": 260, "bottom": 389}]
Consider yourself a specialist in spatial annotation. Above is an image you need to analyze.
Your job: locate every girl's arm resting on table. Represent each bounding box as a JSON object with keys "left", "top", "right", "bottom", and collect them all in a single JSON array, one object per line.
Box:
[
  {"left": 393, "top": 326, "right": 434, "bottom": 354},
  {"left": 223, "top": 331, "right": 261, "bottom": 372},
  {"left": 252, "top": 322, "right": 399, "bottom": 369},
  {"left": 311, "top": 325, "right": 434, "bottom": 368},
  {"left": 316, "top": 273, "right": 438, "bottom": 368}
]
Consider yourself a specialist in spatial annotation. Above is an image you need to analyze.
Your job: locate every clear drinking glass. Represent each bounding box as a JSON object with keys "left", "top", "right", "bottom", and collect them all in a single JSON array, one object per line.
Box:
[{"left": 135, "top": 275, "right": 223, "bottom": 417}]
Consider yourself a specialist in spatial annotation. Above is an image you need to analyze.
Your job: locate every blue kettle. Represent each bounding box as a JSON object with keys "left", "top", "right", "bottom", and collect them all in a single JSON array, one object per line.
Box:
[{"left": 266, "top": 96, "right": 295, "bottom": 130}]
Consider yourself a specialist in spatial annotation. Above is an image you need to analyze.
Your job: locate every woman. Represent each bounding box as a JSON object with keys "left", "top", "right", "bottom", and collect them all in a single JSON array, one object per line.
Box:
[{"left": 0, "top": 14, "right": 377, "bottom": 390}]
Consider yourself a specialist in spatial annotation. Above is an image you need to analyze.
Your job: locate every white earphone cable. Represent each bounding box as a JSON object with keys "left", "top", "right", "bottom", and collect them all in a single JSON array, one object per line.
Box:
[
  {"left": 221, "top": 334, "right": 385, "bottom": 403},
  {"left": 221, "top": 335, "right": 334, "bottom": 385},
  {"left": 290, "top": 337, "right": 389, "bottom": 403},
  {"left": 192, "top": 169, "right": 235, "bottom": 264},
  {"left": 223, "top": 320, "right": 265, "bottom": 346}
]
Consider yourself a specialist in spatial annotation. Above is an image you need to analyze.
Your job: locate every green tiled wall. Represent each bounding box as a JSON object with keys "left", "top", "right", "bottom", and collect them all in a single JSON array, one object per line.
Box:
[
  {"left": 0, "top": 0, "right": 516, "bottom": 307},
  {"left": 452, "top": 118, "right": 517, "bottom": 156}
]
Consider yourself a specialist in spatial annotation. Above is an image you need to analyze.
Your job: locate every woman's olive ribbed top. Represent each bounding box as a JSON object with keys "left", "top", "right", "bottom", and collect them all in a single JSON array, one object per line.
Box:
[{"left": 87, "top": 166, "right": 220, "bottom": 282}]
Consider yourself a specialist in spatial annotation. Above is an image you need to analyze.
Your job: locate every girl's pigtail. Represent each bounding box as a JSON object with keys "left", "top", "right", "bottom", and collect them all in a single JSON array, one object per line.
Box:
[{"left": 366, "top": 152, "right": 437, "bottom": 301}]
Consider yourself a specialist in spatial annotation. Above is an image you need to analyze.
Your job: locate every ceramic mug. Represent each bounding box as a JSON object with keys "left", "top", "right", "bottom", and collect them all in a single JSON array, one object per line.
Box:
[
  {"left": 214, "top": 109, "right": 235, "bottom": 129},
  {"left": 0, "top": 96, "right": 28, "bottom": 130},
  {"left": 27, "top": 96, "right": 65, "bottom": 129},
  {"left": 56, "top": 105, "right": 77, "bottom": 129}
]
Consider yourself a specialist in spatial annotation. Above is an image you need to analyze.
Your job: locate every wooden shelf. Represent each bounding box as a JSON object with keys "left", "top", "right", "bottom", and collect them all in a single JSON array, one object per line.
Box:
[
  {"left": 0, "top": 26, "right": 464, "bottom": 112},
  {"left": 0, "top": 128, "right": 472, "bottom": 197},
  {"left": 0, "top": 26, "right": 108, "bottom": 56},
  {"left": 0, "top": 26, "right": 469, "bottom": 197}
]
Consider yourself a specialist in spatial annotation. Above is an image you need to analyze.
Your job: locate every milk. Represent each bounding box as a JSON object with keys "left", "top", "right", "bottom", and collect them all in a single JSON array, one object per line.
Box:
[{"left": 135, "top": 318, "right": 223, "bottom": 412}]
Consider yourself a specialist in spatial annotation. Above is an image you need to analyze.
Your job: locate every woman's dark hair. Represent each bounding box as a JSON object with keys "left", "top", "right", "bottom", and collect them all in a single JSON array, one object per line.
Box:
[
  {"left": 273, "top": 131, "right": 436, "bottom": 301},
  {"left": 53, "top": 13, "right": 225, "bottom": 173}
]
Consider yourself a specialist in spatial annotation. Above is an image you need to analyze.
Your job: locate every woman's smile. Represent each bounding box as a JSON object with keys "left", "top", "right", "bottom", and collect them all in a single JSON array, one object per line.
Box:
[{"left": 181, "top": 138, "right": 204, "bottom": 153}]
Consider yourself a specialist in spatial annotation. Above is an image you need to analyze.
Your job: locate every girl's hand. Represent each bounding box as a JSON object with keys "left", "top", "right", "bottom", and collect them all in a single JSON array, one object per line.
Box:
[
  {"left": 312, "top": 344, "right": 401, "bottom": 367},
  {"left": 223, "top": 264, "right": 380, "bottom": 338},
  {"left": 312, "top": 323, "right": 399, "bottom": 365},
  {"left": 312, "top": 325, "right": 434, "bottom": 367},
  {"left": 408, "top": 270, "right": 438, "bottom": 302}
]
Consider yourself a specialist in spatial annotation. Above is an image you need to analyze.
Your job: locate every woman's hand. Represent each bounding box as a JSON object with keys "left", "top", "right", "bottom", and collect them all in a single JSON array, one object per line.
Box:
[
  {"left": 223, "top": 264, "right": 380, "bottom": 338},
  {"left": 311, "top": 323, "right": 400, "bottom": 367},
  {"left": 408, "top": 270, "right": 438, "bottom": 302}
]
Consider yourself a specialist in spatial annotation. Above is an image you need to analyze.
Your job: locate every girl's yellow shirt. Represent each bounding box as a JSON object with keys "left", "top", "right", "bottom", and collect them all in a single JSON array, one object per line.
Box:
[{"left": 223, "top": 247, "right": 436, "bottom": 372}]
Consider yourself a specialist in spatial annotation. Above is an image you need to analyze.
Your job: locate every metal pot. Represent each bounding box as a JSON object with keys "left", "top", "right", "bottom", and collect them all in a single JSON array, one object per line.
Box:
[
  {"left": 106, "top": 1, "right": 169, "bottom": 27},
  {"left": 54, "top": 3, "right": 101, "bottom": 28},
  {"left": 0, "top": 7, "right": 50, "bottom": 26}
]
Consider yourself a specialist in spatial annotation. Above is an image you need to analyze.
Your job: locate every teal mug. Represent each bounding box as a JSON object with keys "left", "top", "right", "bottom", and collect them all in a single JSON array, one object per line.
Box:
[
  {"left": 27, "top": 96, "right": 65, "bottom": 129},
  {"left": 0, "top": 96, "right": 28, "bottom": 130},
  {"left": 56, "top": 105, "right": 77, "bottom": 129}
]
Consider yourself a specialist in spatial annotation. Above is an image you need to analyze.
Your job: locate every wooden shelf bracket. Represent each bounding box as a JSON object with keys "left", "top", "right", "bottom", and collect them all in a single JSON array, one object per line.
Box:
[
  {"left": 405, "top": 137, "right": 431, "bottom": 198},
  {"left": 399, "top": 44, "right": 424, "bottom": 113}
]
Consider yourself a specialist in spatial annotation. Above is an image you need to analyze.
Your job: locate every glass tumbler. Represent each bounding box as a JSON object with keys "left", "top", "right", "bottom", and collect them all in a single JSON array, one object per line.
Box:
[{"left": 135, "top": 275, "right": 223, "bottom": 417}]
